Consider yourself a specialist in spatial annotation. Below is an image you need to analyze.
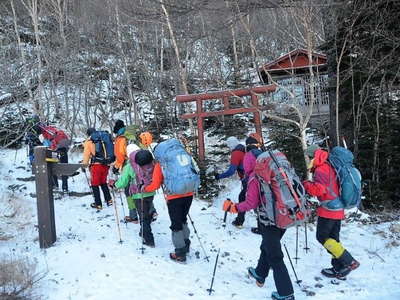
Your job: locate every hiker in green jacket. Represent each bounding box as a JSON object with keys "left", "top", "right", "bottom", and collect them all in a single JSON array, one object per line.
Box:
[{"left": 109, "top": 145, "right": 157, "bottom": 247}]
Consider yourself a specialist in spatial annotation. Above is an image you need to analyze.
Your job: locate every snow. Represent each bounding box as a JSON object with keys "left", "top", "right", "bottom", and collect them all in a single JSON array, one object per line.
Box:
[{"left": 1, "top": 148, "right": 400, "bottom": 300}]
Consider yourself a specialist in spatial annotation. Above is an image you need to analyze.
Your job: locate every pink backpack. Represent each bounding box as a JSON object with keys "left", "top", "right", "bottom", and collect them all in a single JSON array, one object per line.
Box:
[{"left": 128, "top": 150, "right": 154, "bottom": 195}]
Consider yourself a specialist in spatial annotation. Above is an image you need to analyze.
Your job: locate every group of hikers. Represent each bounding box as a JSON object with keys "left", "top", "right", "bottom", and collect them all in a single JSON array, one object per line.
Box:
[
  {"left": 219, "top": 134, "right": 361, "bottom": 300},
  {"left": 25, "top": 116, "right": 362, "bottom": 300}
]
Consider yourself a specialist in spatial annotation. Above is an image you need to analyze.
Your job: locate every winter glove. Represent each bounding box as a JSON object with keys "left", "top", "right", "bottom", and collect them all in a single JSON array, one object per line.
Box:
[
  {"left": 222, "top": 199, "right": 238, "bottom": 213},
  {"left": 112, "top": 166, "right": 119, "bottom": 175},
  {"left": 140, "top": 185, "right": 147, "bottom": 193},
  {"left": 222, "top": 199, "right": 232, "bottom": 212},
  {"left": 307, "top": 158, "right": 315, "bottom": 170},
  {"left": 213, "top": 171, "right": 220, "bottom": 180},
  {"left": 108, "top": 179, "right": 116, "bottom": 188},
  {"left": 229, "top": 204, "right": 238, "bottom": 214}
]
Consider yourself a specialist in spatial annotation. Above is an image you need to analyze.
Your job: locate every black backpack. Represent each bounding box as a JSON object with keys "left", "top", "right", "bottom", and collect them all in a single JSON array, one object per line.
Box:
[{"left": 90, "top": 131, "right": 115, "bottom": 165}]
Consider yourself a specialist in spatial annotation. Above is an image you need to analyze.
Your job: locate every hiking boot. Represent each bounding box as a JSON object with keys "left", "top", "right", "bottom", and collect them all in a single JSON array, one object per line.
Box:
[
  {"left": 271, "top": 291, "right": 295, "bottom": 300},
  {"left": 90, "top": 203, "right": 102, "bottom": 210},
  {"left": 321, "top": 266, "right": 350, "bottom": 280},
  {"left": 170, "top": 252, "right": 186, "bottom": 263},
  {"left": 143, "top": 239, "right": 155, "bottom": 248},
  {"left": 106, "top": 199, "right": 113, "bottom": 207},
  {"left": 349, "top": 260, "right": 360, "bottom": 271},
  {"left": 251, "top": 227, "right": 261, "bottom": 235},
  {"left": 247, "top": 267, "right": 264, "bottom": 287},
  {"left": 124, "top": 216, "right": 139, "bottom": 224},
  {"left": 231, "top": 219, "right": 243, "bottom": 229}
]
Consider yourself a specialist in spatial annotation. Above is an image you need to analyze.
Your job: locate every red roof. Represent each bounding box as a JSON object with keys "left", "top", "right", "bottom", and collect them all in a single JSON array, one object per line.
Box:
[{"left": 259, "top": 49, "right": 327, "bottom": 72}]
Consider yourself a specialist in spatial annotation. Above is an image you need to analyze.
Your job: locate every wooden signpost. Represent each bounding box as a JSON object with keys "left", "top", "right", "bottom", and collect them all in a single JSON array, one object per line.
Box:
[{"left": 33, "top": 146, "right": 83, "bottom": 248}]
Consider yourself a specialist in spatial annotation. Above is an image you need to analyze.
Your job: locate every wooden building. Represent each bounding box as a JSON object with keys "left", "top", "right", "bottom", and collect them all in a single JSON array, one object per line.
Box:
[{"left": 259, "top": 49, "right": 329, "bottom": 118}]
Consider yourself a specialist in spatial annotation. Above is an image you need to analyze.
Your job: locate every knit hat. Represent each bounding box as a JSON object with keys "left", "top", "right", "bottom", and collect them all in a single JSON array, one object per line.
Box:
[
  {"left": 135, "top": 150, "right": 153, "bottom": 166},
  {"left": 305, "top": 144, "right": 320, "bottom": 158},
  {"left": 127, "top": 143, "right": 140, "bottom": 157},
  {"left": 113, "top": 120, "right": 125, "bottom": 134},
  {"left": 245, "top": 136, "right": 259, "bottom": 146},
  {"left": 226, "top": 136, "right": 240, "bottom": 151},
  {"left": 86, "top": 127, "right": 95, "bottom": 136}
]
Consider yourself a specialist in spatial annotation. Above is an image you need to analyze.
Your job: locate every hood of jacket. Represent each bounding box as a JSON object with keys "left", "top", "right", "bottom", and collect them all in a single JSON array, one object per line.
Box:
[
  {"left": 312, "top": 149, "right": 329, "bottom": 168},
  {"left": 233, "top": 144, "right": 245, "bottom": 153},
  {"left": 243, "top": 149, "right": 262, "bottom": 176}
]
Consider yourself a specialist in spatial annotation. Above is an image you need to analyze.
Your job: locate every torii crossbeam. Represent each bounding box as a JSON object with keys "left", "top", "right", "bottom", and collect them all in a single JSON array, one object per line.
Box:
[{"left": 176, "top": 85, "right": 276, "bottom": 161}]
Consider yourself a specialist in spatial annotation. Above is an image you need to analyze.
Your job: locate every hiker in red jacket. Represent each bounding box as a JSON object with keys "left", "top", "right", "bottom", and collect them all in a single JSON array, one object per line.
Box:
[
  {"left": 303, "top": 145, "right": 359, "bottom": 279},
  {"left": 40, "top": 124, "right": 71, "bottom": 193}
]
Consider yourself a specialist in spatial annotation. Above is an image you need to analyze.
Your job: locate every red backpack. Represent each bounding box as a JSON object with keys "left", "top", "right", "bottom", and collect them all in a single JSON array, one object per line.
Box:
[
  {"left": 41, "top": 125, "right": 70, "bottom": 150},
  {"left": 253, "top": 150, "right": 310, "bottom": 229}
]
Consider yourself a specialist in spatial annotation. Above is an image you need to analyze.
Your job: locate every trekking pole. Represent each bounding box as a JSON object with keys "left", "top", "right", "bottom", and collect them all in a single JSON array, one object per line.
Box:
[
  {"left": 283, "top": 243, "right": 302, "bottom": 286},
  {"left": 117, "top": 191, "right": 128, "bottom": 228},
  {"left": 304, "top": 221, "right": 310, "bottom": 253},
  {"left": 82, "top": 168, "right": 97, "bottom": 200},
  {"left": 13, "top": 148, "right": 18, "bottom": 165},
  {"left": 139, "top": 190, "right": 145, "bottom": 254},
  {"left": 110, "top": 188, "right": 123, "bottom": 244},
  {"left": 112, "top": 173, "right": 128, "bottom": 228},
  {"left": 207, "top": 206, "right": 229, "bottom": 295},
  {"left": 187, "top": 213, "right": 210, "bottom": 262},
  {"left": 294, "top": 225, "right": 300, "bottom": 263}
]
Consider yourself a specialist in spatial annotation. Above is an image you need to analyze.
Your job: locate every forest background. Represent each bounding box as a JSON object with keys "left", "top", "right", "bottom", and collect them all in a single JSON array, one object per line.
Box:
[{"left": 0, "top": 0, "right": 399, "bottom": 210}]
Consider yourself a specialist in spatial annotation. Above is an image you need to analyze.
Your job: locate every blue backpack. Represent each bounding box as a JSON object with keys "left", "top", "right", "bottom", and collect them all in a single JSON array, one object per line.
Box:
[
  {"left": 328, "top": 146, "right": 362, "bottom": 209},
  {"left": 153, "top": 138, "right": 200, "bottom": 195},
  {"left": 90, "top": 131, "right": 115, "bottom": 165}
]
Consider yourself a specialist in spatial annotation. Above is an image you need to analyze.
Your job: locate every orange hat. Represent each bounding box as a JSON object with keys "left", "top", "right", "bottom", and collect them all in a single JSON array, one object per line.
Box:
[{"left": 139, "top": 132, "right": 153, "bottom": 147}]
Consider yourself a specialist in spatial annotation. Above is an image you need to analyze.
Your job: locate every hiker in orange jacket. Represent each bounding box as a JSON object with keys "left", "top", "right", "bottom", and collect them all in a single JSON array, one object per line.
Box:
[
  {"left": 143, "top": 162, "right": 193, "bottom": 263},
  {"left": 83, "top": 128, "right": 112, "bottom": 209}
]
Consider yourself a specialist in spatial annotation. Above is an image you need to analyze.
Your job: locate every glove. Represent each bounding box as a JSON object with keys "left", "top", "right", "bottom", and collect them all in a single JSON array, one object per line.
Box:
[
  {"left": 213, "top": 171, "right": 220, "bottom": 180},
  {"left": 222, "top": 199, "right": 232, "bottom": 211},
  {"left": 229, "top": 204, "right": 238, "bottom": 214},
  {"left": 222, "top": 199, "right": 238, "bottom": 213},
  {"left": 108, "top": 179, "right": 116, "bottom": 188},
  {"left": 139, "top": 184, "right": 147, "bottom": 193},
  {"left": 112, "top": 166, "right": 119, "bottom": 175}
]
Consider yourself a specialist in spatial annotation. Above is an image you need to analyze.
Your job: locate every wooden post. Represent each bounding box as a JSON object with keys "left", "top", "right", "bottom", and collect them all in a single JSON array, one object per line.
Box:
[
  {"left": 196, "top": 99, "right": 205, "bottom": 161},
  {"left": 34, "top": 147, "right": 56, "bottom": 248},
  {"left": 251, "top": 92, "right": 263, "bottom": 138},
  {"left": 34, "top": 147, "right": 83, "bottom": 248}
]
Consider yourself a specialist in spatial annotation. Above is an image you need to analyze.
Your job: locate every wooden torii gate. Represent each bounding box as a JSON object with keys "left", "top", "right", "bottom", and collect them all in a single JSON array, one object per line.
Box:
[{"left": 176, "top": 85, "right": 276, "bottom": 161}]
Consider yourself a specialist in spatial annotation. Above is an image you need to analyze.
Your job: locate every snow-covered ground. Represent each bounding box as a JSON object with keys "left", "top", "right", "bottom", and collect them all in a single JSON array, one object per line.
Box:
[{"left": 1, "top": 148, "right": 400, "bottom": 300}]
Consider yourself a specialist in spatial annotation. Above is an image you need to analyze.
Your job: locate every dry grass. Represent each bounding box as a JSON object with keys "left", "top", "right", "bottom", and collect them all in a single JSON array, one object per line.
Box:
[{"left": 0, "top": 254, "right": 46, "bottom": 300}]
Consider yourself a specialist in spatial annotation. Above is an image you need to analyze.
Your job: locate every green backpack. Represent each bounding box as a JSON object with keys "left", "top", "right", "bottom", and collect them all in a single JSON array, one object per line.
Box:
[{"left": 124, "top": 125, "right": 140, "bottom": 143}]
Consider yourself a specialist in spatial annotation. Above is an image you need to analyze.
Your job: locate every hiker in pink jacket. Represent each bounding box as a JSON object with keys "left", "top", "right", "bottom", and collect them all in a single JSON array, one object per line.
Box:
[{"left": 223, "top": 149, "right": 295, "bottom": 300}]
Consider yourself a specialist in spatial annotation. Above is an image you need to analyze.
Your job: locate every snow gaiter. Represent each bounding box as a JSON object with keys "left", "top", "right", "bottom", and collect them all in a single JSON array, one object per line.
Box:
[{"left": 172, "top": 230, "right": 186, "bottom": 252}]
